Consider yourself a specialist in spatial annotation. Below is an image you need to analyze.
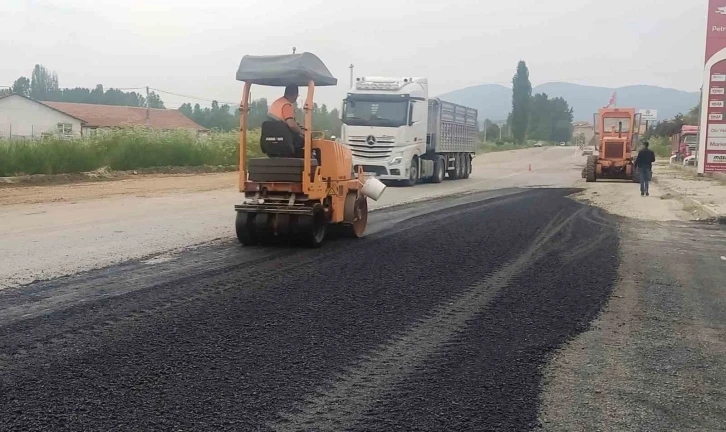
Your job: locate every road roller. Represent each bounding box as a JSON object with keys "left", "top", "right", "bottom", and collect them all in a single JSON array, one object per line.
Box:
[{"left": 234, "top": 52, "right": 386, "bottom": 247}]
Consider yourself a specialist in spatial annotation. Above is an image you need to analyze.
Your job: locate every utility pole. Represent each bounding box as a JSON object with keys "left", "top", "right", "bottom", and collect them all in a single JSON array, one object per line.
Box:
[
  {"left": 145, "top": 86, "right": 150, "bottom": 127},
  {"left": 483, "top": 121, "right": 487, "bottom": 142},
  {"left": 349, "top": 64, "right": 354, "bottom": 89}
]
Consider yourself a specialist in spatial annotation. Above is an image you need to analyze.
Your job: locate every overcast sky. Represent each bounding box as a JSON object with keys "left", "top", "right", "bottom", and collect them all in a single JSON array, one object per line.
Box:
[{"left": 1, "top": 0, "right": 707, "bottom": 109}]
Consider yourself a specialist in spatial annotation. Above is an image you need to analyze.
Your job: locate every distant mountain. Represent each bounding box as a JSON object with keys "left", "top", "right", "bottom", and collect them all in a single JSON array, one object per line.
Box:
[{"left": 438, "top": 82, "right": 700, "bottom": 123}]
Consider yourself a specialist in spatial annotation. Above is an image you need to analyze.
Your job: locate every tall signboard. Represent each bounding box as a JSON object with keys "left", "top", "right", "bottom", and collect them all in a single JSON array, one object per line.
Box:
[
  {"left": 638, "top": 109, "right": 657, "bottom": 135},
  {"left": 699, "top": 1, "right": 726, "bottom": 173}
]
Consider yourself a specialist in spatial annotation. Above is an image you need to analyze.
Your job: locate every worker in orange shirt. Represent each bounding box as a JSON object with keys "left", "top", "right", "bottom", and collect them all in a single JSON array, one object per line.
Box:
[{"left": 268, "top": 85, "right": 304, "bottom": 156}]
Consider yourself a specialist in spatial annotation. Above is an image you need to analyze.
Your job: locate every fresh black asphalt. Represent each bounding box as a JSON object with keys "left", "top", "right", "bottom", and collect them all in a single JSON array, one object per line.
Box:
[{"left": 0, "top": 189, "right": 619, "bottom": 431}]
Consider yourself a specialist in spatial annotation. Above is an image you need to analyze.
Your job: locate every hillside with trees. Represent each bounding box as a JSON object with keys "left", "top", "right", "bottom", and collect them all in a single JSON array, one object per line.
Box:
[
  {"left": 441, "top": 82, "right": 699, "bottom": 122},
  {"left": 479, "top": 61, "right": 574, "bottom": 145}
]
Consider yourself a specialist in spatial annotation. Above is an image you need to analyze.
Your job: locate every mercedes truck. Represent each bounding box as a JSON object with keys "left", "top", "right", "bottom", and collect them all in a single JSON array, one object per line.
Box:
[{"left": 340, "top": 77, "right": 478, "bottom": 186}]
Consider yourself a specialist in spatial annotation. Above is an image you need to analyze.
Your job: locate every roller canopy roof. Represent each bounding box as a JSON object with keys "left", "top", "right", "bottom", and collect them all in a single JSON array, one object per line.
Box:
[{"left": 235, "top": 52, "right": 337, "bottom": 87}]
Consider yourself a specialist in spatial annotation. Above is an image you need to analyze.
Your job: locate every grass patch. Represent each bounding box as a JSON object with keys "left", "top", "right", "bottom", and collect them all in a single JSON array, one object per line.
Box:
[{"left": 0, "top": 129, "right": 262, "bottom": 177}]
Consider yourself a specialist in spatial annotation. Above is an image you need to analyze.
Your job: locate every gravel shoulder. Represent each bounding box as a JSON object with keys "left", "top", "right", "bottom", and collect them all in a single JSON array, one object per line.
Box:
[
  {"left": 570, "top": 160, "right": 726, "bottom": 223},
  {"left": 652, "top": 161, "right": 726, "bottom": 219},
  {"left": 539, "top": 219, "right": 726, "bottom": 431},
  {"left": 540, "top": 159, "right": 726, "bottom": 430}
]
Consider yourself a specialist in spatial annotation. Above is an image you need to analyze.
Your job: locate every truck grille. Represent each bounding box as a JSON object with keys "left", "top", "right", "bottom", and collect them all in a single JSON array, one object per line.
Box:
[
  {"left": 346, "top": 135, "right": 395, "bottom": 160},
  {"left": 354, "top": 165, "right": 388, "bottom": 176},
  {"left": 603, "top": 141, "right": 624, "bottom": 159}
]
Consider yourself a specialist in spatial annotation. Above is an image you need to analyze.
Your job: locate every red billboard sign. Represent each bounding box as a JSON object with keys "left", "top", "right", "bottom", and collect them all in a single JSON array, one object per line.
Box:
[
  {"left": 699, "top": 0, "right": 726, "bottom": 174},
  {"left": 706, "top": 2, "right": 726, "bottom": 61}
]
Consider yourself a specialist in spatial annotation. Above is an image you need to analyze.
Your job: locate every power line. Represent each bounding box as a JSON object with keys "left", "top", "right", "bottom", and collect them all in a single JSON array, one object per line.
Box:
[
  {"left": 149, "top": 87, "right": 239, "bottom": 106},
  {"left": 1, "top": 85, "right": 145, "bottom": 91}
]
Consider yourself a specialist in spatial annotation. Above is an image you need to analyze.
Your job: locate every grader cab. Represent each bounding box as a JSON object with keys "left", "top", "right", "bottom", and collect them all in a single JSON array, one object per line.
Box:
[
  {"left": 234, "top": 52, "right": 385, "bottom": 247},
  {"left": 584, "top": 107, "right": 642, "bottom": 182}
]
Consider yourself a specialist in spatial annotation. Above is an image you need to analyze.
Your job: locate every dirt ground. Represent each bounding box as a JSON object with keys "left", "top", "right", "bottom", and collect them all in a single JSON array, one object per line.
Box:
[
  {"left": 572, "top": 161, "right": 726, "bottom": 223},
  {"left": 0, "top": 172, "right": 240, "bottom": 206},
  {"left": 654, "top": 161, "right": 726, "bottom": 217}
]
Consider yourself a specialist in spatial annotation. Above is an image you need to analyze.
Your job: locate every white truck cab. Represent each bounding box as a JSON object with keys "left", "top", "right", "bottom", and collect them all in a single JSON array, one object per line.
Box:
[
  {"left": 340, "top": 77, "right": 429, "bottom": 184},
  {"left": 340, "top": 76, "right": 477, "bottom": 186}
]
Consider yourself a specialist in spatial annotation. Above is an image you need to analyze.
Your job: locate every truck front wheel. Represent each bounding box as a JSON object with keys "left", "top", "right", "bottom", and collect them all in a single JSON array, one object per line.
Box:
[{"left": 403, "top": 157, "right": 418, "bottom": 187}]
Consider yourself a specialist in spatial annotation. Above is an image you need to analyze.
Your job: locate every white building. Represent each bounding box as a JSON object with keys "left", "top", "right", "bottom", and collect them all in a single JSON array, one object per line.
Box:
[
  {"left": 573, "top": 121, "right": 595, "bottom": 146},
  {"left": 41, "top": 101, "right": 207, "bottom": 135},
  {"left": 0, "top": 94, "right": 207, "bottom": 140},
  {"left": 0, "top": 94, "right": 84, "bottom": 139}
]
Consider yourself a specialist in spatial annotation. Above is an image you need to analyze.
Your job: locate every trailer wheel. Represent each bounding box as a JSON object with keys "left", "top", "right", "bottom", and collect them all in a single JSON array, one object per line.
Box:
[
  {"left": 431, "top": 156, "right": 445, "bottom": 183},
  {"left": 448, "top": 154, "right": 460, "bottom": 180},
  {"left": 456, "top": 154, "right": 464, "bottom": 179},
  {"left": 585, "top": 156, "right": 597, "bottom": 182},
  {"left": 462, "top": 154, "right": 471, "bottom": 179}
]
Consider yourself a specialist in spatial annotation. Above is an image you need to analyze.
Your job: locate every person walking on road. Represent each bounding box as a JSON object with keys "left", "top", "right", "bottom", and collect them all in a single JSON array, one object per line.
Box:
[{"left": 635, "top": 141, "right": 656, "bottom": 196}]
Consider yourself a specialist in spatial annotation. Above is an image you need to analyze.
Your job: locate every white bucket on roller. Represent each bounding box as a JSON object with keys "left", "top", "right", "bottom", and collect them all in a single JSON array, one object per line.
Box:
[{"left": 361, "top": 176, "right": 386, "bottom": 201}]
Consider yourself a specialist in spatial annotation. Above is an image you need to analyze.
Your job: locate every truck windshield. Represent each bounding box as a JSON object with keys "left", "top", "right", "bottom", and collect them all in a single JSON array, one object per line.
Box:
[
  {"left": 343, "top": 97, "right": 408, "bottom": 127},
  {"left": 683, "top": 135, "right": 698, "bottom": 144},
  {"left": 603, "top": 117, "right": 631, "bottom": 133}
]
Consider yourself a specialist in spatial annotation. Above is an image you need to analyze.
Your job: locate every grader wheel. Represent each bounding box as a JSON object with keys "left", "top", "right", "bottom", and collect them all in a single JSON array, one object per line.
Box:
[{"left": 585, "top": 156, "right": 597, "bottom": 182}]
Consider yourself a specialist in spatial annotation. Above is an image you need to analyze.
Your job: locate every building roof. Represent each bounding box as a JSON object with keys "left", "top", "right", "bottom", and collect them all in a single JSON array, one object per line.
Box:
[
  {"left": 41, "top": 101, "right": 207, "bottom": 130},
  {"left": 0, "top": 93, "right": 87, "bottom": 123}
]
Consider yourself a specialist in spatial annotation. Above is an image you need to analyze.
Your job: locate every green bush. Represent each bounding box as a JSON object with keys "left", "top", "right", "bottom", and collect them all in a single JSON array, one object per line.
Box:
[
  {"left": 646, "top": 136, "right": 672, "bottom": 158},
  {"left": 0, "top": 128, "right": 263, "bottom": 177}
]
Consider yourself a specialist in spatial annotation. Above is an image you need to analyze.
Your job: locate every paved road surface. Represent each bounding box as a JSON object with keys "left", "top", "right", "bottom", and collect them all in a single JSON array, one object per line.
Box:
[{"left": 0, "top": 147, "right": 581, "bottom": 289}]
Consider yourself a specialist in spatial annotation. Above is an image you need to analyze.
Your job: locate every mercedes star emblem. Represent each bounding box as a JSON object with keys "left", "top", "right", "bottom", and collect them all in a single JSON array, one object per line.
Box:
[{"left": 366, "top": 135, "right": 376, "bottom": 145}]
